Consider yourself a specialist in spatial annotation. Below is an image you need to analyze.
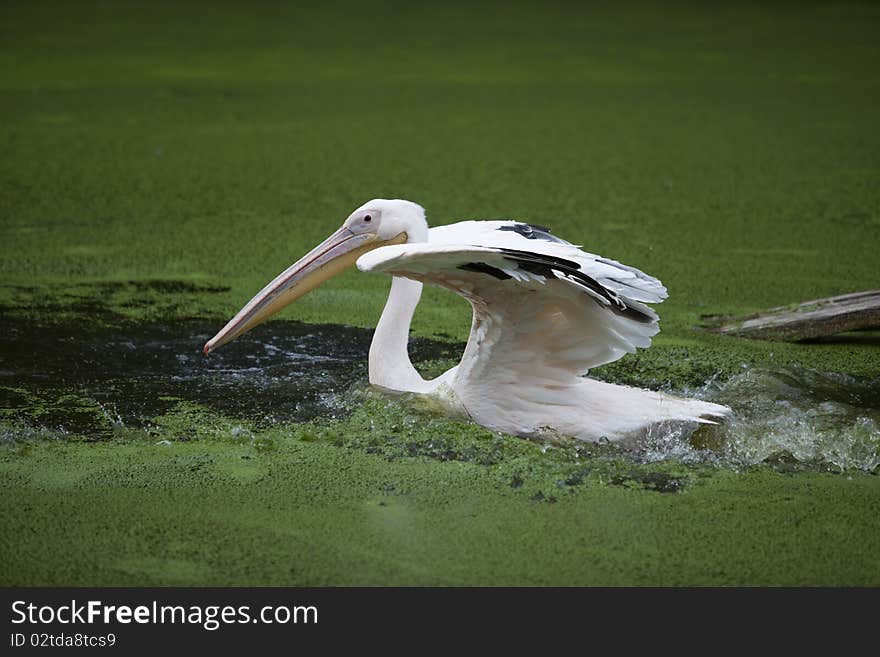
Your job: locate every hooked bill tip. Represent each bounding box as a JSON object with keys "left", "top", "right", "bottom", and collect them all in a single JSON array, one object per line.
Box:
[{"left": 203, "top": 342, "right": 212, "bottom": 356}]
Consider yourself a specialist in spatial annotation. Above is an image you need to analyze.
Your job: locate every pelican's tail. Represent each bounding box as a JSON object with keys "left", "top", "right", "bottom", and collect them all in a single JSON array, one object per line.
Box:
[
  {"left": 567, "top": 378, "right": 732, "bottom": 442},
  {"left": 445, "top": 375, "right": 732, "bottom": 444}
]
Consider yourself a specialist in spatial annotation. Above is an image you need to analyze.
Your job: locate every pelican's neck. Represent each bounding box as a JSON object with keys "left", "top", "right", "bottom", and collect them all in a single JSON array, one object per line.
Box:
[{"left": 369, "top": 276, "right": 426, "bottom": 393}]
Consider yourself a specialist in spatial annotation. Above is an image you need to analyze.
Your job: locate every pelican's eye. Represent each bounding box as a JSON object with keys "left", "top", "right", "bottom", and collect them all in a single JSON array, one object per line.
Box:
[{"left": 347, "top": 209, "right": 380, "bottom": 233}]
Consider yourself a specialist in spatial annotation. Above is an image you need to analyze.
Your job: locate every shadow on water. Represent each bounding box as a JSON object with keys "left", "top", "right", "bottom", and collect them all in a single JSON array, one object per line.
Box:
[{"left": 0, "top": 315, "right": 461, "bottom": 438}]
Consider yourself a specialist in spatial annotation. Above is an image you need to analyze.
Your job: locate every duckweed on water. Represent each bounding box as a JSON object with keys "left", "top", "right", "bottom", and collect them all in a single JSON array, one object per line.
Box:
[
  {"left": 4, "top": 426, "right": 878, "bottom": 586},
  {"left": 0, "top": 281, "right": 230, "bottom": 326}
]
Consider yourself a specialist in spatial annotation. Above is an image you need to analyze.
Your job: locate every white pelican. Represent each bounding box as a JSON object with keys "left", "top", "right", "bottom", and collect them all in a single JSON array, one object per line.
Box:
[{"left": 204, "top": 199, "right": 730, "bottom": 442}]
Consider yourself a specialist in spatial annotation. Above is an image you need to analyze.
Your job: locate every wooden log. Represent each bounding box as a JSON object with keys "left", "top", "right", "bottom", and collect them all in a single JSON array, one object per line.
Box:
[{"left": 705, "top": 290, "right": 880, "bottom": 341}]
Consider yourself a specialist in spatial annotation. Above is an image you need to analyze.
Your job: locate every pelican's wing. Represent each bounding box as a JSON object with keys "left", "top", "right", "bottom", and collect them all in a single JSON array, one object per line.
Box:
[{"left": 357, "top": 220, "right": 667, "bottom": 387}]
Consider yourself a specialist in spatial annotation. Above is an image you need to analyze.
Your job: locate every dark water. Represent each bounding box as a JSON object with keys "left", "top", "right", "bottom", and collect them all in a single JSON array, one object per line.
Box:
[{"left": 0, "top": 316, "right": 460, "bottom": 438}]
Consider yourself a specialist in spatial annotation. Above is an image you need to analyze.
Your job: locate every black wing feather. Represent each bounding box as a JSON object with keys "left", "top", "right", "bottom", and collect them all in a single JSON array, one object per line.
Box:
[{"left": 495, "top": 248, "right": 655, "bottom": 324}]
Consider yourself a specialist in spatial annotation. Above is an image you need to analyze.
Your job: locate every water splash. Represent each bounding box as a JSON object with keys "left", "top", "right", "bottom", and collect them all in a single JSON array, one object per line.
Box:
[{"left": 638, "top": 367, "right": 880, "bottom": 472}]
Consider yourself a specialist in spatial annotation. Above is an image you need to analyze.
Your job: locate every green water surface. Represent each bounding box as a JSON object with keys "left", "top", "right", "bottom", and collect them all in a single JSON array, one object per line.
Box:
[{"left": 1, "top": 0, "right": 879, "bottom": 585}]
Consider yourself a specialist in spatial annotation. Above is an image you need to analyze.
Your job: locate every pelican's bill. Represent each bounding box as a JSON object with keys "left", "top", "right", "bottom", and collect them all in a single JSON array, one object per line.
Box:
[{"left": 204, "top": 228, "right": 407, "bottom": 354}]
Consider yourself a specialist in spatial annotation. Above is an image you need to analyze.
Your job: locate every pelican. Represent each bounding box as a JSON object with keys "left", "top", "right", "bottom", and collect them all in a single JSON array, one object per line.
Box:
[{"left": 204, "top": 199, "right": 730, "bottom": 442}]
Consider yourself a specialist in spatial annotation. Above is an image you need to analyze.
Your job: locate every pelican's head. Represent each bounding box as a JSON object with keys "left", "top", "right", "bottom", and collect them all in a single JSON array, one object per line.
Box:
[
  {"left": 203, "top": 199, "right": 427, "bottom": 354},
  {"left": 350, "top": 198, "right": 428, "bottom": 244}
]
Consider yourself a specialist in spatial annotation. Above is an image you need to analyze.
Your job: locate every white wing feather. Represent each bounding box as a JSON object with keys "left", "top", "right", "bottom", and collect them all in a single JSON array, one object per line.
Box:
[{"left": 358, "top": 221, "right": 666, "bottom": 390}]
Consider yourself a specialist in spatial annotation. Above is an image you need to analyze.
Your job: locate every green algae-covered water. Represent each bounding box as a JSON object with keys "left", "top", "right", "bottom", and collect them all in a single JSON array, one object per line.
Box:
[{"left": 2, "top": 1, "right": 879, "bottom": 585}]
